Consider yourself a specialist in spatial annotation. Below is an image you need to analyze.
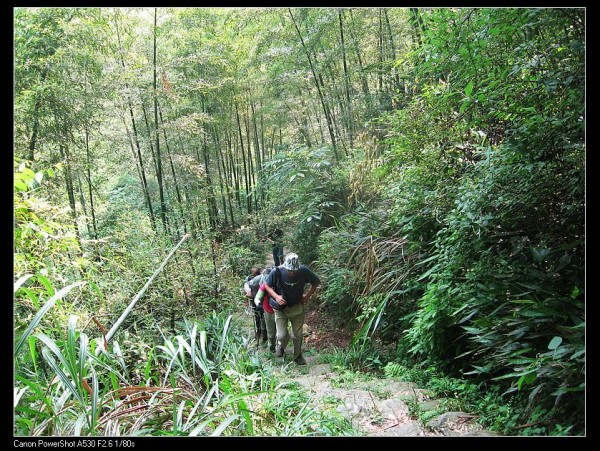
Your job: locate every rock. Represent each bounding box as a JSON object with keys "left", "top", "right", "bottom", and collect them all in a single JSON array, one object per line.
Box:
[
  {"left": 337, "top": 401, "right": 362, "bottom": 416},
  {"left": 419, "top": 398, "right": 446, "bottom": 412}
]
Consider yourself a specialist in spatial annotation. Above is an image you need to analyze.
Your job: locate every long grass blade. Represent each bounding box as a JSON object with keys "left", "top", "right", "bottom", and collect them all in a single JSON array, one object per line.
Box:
[
  {"left": 14, "top": 386, "right": 28, "bottom": 408},
  {"left": 217, "top": 315, "right": 233, "bottom": 364},
  {"left": 112, "top": 340, "right": 128, "bottom": 375},
  {"left": 210, "top": 414, "right": 239, "bottom": 436},
  {"left": 14, "top": 274, "right": 34, "bottom": 293},
  {"left": 40, "top": 346, "right": 85, "bottom": 406},
  {"left": 14, "top": 281, "right": 85, "bottom": 357}
]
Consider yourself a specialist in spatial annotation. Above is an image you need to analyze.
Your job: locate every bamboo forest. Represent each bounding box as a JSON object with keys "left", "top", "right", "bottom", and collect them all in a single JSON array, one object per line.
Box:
[{"left": 13, "top": 7, "right": 585, "bottom": 439}]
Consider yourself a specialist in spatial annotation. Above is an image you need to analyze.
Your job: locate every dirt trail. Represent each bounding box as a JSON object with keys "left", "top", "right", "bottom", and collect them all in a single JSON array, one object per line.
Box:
[
  {"left": 234, "top": 303, "right": 498, "bottom": 437},
  {"left": 237, "top": 253, "right": 498, "bottom": 436}
]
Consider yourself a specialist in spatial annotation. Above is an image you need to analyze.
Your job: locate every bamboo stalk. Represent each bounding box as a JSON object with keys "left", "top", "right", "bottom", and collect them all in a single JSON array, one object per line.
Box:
[{"left": 104, "top": 234, "right": 191, "bottom": 345}]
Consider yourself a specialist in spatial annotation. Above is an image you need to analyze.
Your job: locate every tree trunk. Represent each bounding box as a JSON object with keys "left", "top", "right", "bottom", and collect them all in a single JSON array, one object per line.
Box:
[
  {"left": 235, "top": 102, "right": 252, "bottom": 215},
  {"left": 378, "top": 9, "right": 384, "bottom": 93},
  {"left": 27, "top": 69, "right": 47, "bottom": 161},
  {"left": 348, "top": 9, "right": 372, "bottom": 115},
  {"left": 251, "top": 99, "right": 262, "bottom": 212},
  {"left": 77, "top": 175, "right": 90, "bottom": 237},
  {"left": 84, "top": 125, "right": 98, "bottom": 240},
  {"left": 115, "top": 15, "right": 156, "bottom": 231},
  {"left": 59, "top": 144, "right": 77, "bottom": 222},
  {"left": 244, "top": 104, "right": 256, "bottom": 215},
  {"left": 212, "top": 126, "right": 230, "bottom": 229},
  {"left": 28, "top": 100, "right": 41, "bottom": 161},
  {"left": 158, "top": 103, "right": 188, "bottom": 235},
  {"left": 409, "top": 8, "right": 426, "bottom": 48},
  {"left": 288, "top": 8, "right": 339, "bottom": 163},
  {"left": 216, "top": 130, "right": 235, "bottom": 226},
  {"left": 201, "top": 132, "right": 219, "bottom": 231},
  {"left": 339, "top": 10, "right": 354, "bottom": 149},
  {"left": 153, "top": 8, "right": 168, "bottom": 233},
  {"left": 383, "top": 8, "right": 402, "bottom": 93},
  {"left": 227, "top": 131, "right": 242, "bottom": 210},
  {"left": 142, "top": 104, "right": 159, "bottom": 178}
]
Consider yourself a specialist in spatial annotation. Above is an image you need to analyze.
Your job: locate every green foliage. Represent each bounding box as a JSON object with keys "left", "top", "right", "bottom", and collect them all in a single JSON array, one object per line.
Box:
[
  {"left": 317, "top": 267, "right": 355, "bottom": 322},
  {"left": 14, "top": 158, "right": 82, "bottom": 282},
  {"left": 339, "top": 7, "right": 586, "bottom": 435},
  {"left": 222, "top": 244, "right": 261, "bottom": 279},
  {"left": 263, "top": 146, "right": 351, "bottom": 264},
  {"left": 326, "top": 345, "right": 386, "bottom": 375},
  {"left": 14, "top": 313, "right": 129, "bottom": 435},
  {"left": 13, "top": 6, "right": 585, "bottom": 437}
]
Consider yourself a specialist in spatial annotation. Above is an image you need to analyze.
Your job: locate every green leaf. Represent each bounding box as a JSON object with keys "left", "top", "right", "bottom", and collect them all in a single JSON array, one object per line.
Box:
[
  {"left": 36, "top": 274, "right": 56, "bottom": 297},
  {"left": 548, "top": 336, "right": 563, "bottom": 350},
  {"left": 211, "top": 414, "right": 240, "bottom": 436},
  {"left": 517, "top": 372, "right": 537, "bottom": 390},
  {"left": 14, "top": 274, "right": 34, "bottom": 293},
  {"left": 40, "top": 345, "right": 86, "bottom": 406},
  {"left": 14, "top": 281, "right": 85, "bottom": 357},
  {"left": 459, "top": 99, "right": 470, "bottom": 114},
  {"left": 15, "top": 180, "right": 28, "bottom": 191},
  {"left": 465, "top": 80, "right": 474, "bottom": 96},
  {"left": 22, "top": 167, "right": 36, "bottom": 179},
  {"left": 14, "top": 386, "right": 28, "bottom": 408}
]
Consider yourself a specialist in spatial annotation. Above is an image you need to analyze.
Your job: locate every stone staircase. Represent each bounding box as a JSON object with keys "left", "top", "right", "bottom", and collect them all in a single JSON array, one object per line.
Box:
[{"left": 282, "top": 359, "right": 500, "bottom": 437}]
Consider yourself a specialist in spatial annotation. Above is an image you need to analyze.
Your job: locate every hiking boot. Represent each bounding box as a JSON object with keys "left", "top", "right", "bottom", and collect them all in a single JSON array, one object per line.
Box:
[
  {"left": 294, "top": 355, "right": 307, "bottom": 366},
  {"left": 275, "top": 346, "right": 284, "bottom": 358}
]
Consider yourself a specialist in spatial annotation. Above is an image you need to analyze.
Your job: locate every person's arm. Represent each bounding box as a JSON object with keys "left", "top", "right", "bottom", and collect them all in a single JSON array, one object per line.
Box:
[
  {"left": 254, "top": 284, "right": 266, "bottom": 307},
  {"left": 302, "top": 282, "right": 319, "bottom": 304},
  {"left": 244, "top": 282, "right": 252, "bottom": 299},
  {"left": 301, "top": 267, "right": 320, "bottom": 304},
  {"left": 264, "top": 283, "right": 287, "bottom": 306},
  {"left": 264, "top": 271, "right": 287, "bottom": 307}
]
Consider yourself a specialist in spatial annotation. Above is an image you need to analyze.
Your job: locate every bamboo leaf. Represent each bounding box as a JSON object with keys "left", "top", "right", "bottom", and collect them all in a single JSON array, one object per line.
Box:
[
  {"left": 36, "top": 274, "right": 56, "bottom": 297},
  {"left": 210, "top": 414, "right": 239, "bottom": 436},
  {"left": 14, "top": 274, "right": 34, "bottom": 293},
  {"left": 14, "top": 281, "right": 85, "bottom": 357},
  {"left": 40, "top": 346, "right": 86, "bottom": 405},
  {"left": 90, "top": 367, "right": 99, "bottom": 432},
  {"left": 548, "top": 336, "right": 563, "bottom": 350},
  {"left": 14, "top": 387, "right": 28, "bottom": 408},
  {"left": 465, "top": 80, "right": 474, "bottom": 96}
]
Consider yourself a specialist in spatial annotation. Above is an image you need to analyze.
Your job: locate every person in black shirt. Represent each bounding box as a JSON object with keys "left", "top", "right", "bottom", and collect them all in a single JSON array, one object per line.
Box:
[
  {"left": 264, "top": 253, "right": 320, "bottom": 365},
  {"left": 267, "top": 228, "right": 284, "bottom": 266}
]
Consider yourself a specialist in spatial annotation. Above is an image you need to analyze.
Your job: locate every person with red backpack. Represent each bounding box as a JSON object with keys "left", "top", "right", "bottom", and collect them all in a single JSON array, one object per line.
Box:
[
  {"left": 263, "top": 253, "right": 320, "bottom": 365},
  {"left": 244, "top": 267, "right": 267, "bottom": 345},
  {"left": 251, "top": 266, "right": 277, "bottom": 353}
]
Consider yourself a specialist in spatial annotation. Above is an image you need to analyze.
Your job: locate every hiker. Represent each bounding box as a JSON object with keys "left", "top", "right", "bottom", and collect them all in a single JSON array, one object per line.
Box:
[
  {"left": 247, "top": 267, "right": 260, "bottom": 281},
  {"left": 250, "top": 266, "right": 277, "bottom": 352},
  {"left": 264, "top": 252, "right": 320, "bottom": 365},
  {"left": 245, "top": 268, "right": 268, "bottom": 345},
  {"left": 243, "top": 268, "right": 260, "bottom": 315},
  {"left": 267, "top": 227, "right": 284, "bottom": 266}
]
